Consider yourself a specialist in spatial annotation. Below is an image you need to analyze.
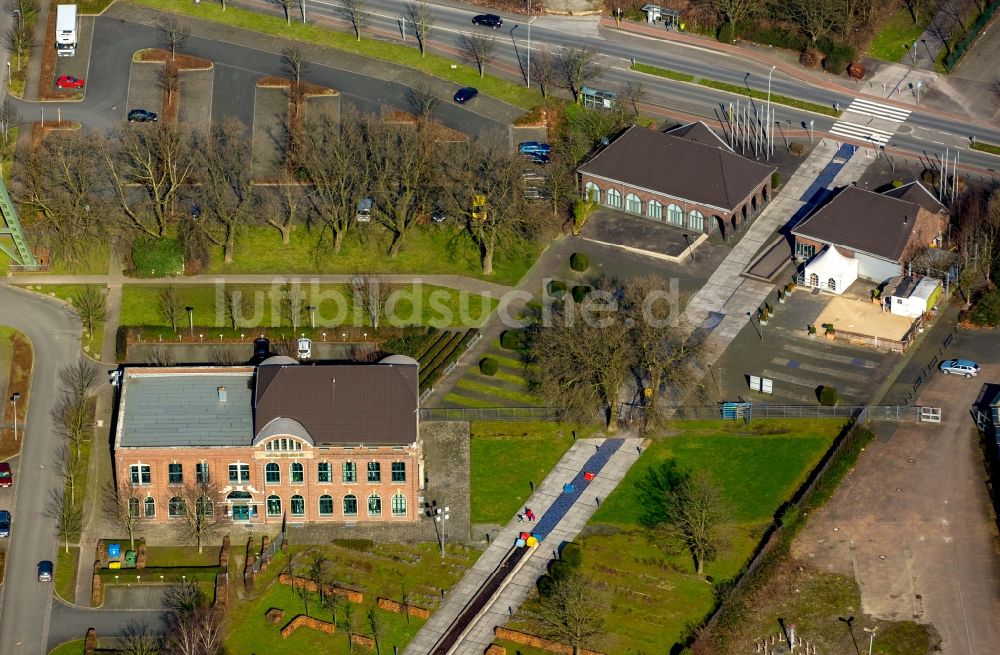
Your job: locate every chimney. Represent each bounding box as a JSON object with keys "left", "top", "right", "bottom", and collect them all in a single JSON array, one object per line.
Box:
[
  {"left": 903, "top": 215, "right": 908, "bottom": 225},
  {"left": 217, "top": 386, "right": 227, "bottom": 402}
]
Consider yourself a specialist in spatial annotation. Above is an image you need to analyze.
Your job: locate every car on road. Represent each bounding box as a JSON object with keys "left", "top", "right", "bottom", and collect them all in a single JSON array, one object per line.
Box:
[
  {"left": 453, "top": 87, "right": 478, "bottom": 104},
  {"left": 297, "top": 337, "right": 312, "bottom": 360},
  {"left": 127, "top": 109, "right": 158, "bottom": 123},
  {"left": 55, "top": 75, "right": 84, "bottom": 89},
  {"left": 472, "top": 14, "right": 503, "bottom": 29},
  {"left": 0, "top": 510, "right": 10, "bottom": 538},
  {"left": 518, "top": 141, "right": 551, "bottom": 155},
  {"left": 0, "top": 462, "right": 10, "bottom": 488},
  {"left": 939, "top": 358, "right": 980, "bottom": 378},
  {"left": 38, "top": 560, "right": 53, "bottom": 582}
]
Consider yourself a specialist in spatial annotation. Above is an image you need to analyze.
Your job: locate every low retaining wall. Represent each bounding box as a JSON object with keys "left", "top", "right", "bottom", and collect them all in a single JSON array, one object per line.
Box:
[
  {"left": 278, "top": 573, "right": 364, "bottom": 603},
  {"left": 376, "top": 596, "right": 431, "bottom": 619},
  {"left": 280, "top": 614, "right": 335, "bottom": 639},
  {"left": 494, "top": 627, "right": 604, "bottom": 655}
]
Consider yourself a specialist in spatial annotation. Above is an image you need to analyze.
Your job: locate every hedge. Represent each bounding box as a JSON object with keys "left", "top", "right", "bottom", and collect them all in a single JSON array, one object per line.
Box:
[
  {"left": 480, "top": 357, "right": 499, "bottom": 376},
  {"left": 99, "top": 565, "right": 222, "bottom": 583},
  {"left": 500, "top": 329, "right": 525, "bottom": 351},
  {"left": 819, "top": 385, "right": 840, "bottom": 406},
  {"left": 571, "top": 285, "right": 592, "bottom": 303},
  {"left": 770, "top": 171, "right": 780, "bottom": 189},
  {"left": 419, "top": 329, "right": 478, "bottom": 392},
  {"left": 547, "top": 280, "right": 566, "bottom": 296},
  {"left": 569, "top": 252, "right": 589, "bottom": 272},
  {"left": 418, "top": 331, "right": 466, "bottom": 385}
]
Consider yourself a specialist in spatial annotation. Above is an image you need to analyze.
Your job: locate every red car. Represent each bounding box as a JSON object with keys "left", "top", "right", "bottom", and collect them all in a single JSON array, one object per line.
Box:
[
  {"left": 56, "top": 75, "right": 85, "bottom": 89},
  {"left": 0, "top": 462, "right": 11, "bottom": 488}
]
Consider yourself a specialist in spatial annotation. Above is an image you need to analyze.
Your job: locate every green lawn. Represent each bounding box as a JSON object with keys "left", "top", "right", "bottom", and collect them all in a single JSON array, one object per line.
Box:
[
  {"left": 971, "top": 141, "right": 1000, "bottom": 156},
  {"left": 455, "top": 378, "right": 541, "bottom": 405},
  {"left": 201, "top": 225, "right": 536, "bottom": 287},
  {"left": 470, "top": 422, "right": 593, "bottom": 524},
  {"left": 17, "top": 285, "right": 106, "bottom": 357},
  {"left": 54, "top": 546, "right": 80, "bottom": 605},
  {"left": 130, "top": 0, "right": 541, "bottom": 110},
  {"left": 631, "top": 62, "right": 696, "bottom": 82},
  {"left": 698, "top": 79, "right": 840, "bottom": 116},
  {"left": 120, "top": 282, "right": 498, "bottom": 330},
  {"left": 226, "top": 541, "right": 480, "bottom": 654},
  {"left": 47, "top": 640, "right": 85, "bottom": 655},
  {"left": 867, "top": 5, "right": 934, "bottom": 62},
  {"left": 507, "top": 419, "right": 845, "bottom": 653},
  {"left": 145, "top": 545, "right": 221, "bottom": 567}
]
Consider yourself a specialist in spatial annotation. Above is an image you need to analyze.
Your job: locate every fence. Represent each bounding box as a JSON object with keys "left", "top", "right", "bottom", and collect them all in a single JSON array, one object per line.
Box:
[
  {"left": 669, "top": 403, "right": 929, "bottom": 421},
  {"left": 420, "top": 407, "right": 563, "bottom": 421},
  {"left": 944, "top": 0, "right": 1000, "bottom": 71},
  {"left": 901, "top": 325, "right": 958, "bottom": 405},
  {"left": 243, "top": 528, "right": 285, "bottom": 587}
]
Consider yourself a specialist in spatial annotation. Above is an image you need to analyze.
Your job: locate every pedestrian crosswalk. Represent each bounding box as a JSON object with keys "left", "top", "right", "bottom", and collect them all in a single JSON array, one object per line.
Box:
[{"left": 828, "top": 97, "right": 912, "bottom": 147}]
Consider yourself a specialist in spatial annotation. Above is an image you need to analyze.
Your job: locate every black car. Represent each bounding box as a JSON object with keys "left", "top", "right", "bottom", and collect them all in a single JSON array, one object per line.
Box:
[
  {"left": 253, "top": 337, "right": 270, "bottom": 361},
  {"left": 454, "top": 87, "right": 479, "bottom": 104},
  {"left": 0, "top": 510, "right": 10, "bottom": 538},
  {"left": 472, "top": 14, "right": 503, "bottom": 29},
  {"left": 128, "top": 109, "right": 158, "bottom": 123}
]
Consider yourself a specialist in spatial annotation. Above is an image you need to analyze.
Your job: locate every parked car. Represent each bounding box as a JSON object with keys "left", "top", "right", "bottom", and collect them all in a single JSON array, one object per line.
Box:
[
  {"left": 530, "top": 153, "right": 550, "bottom": 164},
  {"left": 127, "top": 109, "right": 158, "bottom": 123},
  {"left": 55, "top": 75, "right": 85, "bottom": 89},
  {"left": 0, "top": 510, "right": 10, "bottom": 538},
  {"left": 0, "top": 462, "right": 11, "bottom": 488},
  {"left": 472, "top": 14, "right": 503, "bottom": 28},
  {"left": 938, "top": 358, "right": 980, "bottom": 378},
  {"left": 296, "top": 337, "right": 312, "bottom": 360},
  {"left": 38, "top": 560, "right": 53, "bottom": 582},
  {"left": 518, "top": 141, "right": 551, "bottom": 155},
  {"left": 431, "top": 209, "right": 447, "bottom": 223},
  {"left": 356, "top": 197, "right": 373, "bottom": 222},
  {"left": 453, "top": 87, "right": 479, "bottom": 104},
  {"left": 253, "top": 337, "right": 270, "bottom": 361}
]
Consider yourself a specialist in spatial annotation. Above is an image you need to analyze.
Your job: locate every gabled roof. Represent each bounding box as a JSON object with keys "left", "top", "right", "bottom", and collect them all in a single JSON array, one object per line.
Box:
[
  {"left": 577, "top": 124, "right": 774, "bottom": 212},
  {"left": 254, "top": 362, "right": 418, "bottom": 447},
  {"left": 792, "top": 185, "right": 934, "bottom": 261},
  {"left": 664, "top": 121, "right": 733, "bottom": 151},
  {"left": 881, "top": 181, "right": 946, "bottom": 214}
]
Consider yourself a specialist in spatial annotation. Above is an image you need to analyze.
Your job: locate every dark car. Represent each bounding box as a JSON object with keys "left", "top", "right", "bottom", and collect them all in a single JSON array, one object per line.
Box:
[
  {"left": 530, "top": 153, "right": 550, "bottom": 164},
  {"left": 38, "top": 560, "right": 53, "bottom": 582},
  {"left": 431, "top": 209, "right": 447, "bottom": 223},
  {"left": 518, "top": 141, "right": 551, "bottom": 155},
  {"left": 253, "top": 337, "right": 270, "bottom": 361},
  {"left": 472, "top": 14, "right": 503, "bottom": 29},
  {"left": 127, "top": 109, "right": 158, "bottom": 123},
  {"left": 454, "top": 87, "right": 479, "bottom": 104},
  {"left": 0, "top": 510, "right": 10, "bottom": 538},
  {"left": 0, "top": 463, "right": 10, "bottom": 488}
]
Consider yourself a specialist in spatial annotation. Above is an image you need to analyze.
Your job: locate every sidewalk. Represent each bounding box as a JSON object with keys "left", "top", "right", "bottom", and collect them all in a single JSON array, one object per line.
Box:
[{"left": 404, "top": 435, "right": 643, "bottom": 655}]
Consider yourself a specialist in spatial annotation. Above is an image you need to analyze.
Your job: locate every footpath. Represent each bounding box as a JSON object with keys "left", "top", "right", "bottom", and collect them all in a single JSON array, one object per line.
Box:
[{"left": 405, "top": 435, "right": 643, "bottom": 655}]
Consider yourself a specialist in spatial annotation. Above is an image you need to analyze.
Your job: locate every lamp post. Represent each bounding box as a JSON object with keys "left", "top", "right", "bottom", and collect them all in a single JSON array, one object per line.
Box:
[
  {"left": 683, "top": 234, "right": 695, "bottom": 262},
  {"left": 306, "top": 305, "right": 317, "bottom": 329},
  {"left": 746, "top": 311, "right": 762, "bottom": 341},
  {"left": 10, "top": 393, "right": 20, "bottom": 442},
  {"left": 863, "top": 626, "right": 878, "bottom": 655},
  {"left": 526, "top": 15, "right": 538, "bottom": 89},
  {"left": 185, "top": 306, "right": 194, "bottom": 335},
  {"left": 766, "top": 65, "right": 776, "bottom": 159},
  {"left": 425, "top": 501, "right": 450, "bottom": 557}
]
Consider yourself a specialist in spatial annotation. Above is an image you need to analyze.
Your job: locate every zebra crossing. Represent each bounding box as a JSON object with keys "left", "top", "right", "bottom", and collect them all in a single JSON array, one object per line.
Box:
[{"left": 828, "top": 98, "right": 912, "bottom": 146}]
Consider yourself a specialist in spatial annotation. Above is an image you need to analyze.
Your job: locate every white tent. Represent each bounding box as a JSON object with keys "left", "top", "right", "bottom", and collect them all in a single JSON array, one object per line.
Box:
[{"left": 803, "top": 246, "right": 859, "bottom": 295}]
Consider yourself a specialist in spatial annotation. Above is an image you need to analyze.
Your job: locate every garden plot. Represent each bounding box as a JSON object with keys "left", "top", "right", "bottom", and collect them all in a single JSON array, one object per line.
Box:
[{"left": 444, "top": 339, "right": 540, "bottom": 408}]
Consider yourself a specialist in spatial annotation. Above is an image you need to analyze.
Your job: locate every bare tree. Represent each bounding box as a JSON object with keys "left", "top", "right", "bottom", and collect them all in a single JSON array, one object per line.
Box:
[
  {"left": 157, "top": 64, "right": 182, "bottom": 110},
  {"left": 350, "top": 274, "right": 391, "bottom": 328},
  {"left": 274, "top": 0, "right": 294, "bottom": 25},
  {"left": 223, "top": 287, "right": 253, "bottom": 329},
  {"left": 457, "top": 33, "right": 497, "bottom": 78},
  {"left": 527, "top": 574, "right": 606, "bottom": 655},
  {"left": 60, "top": 357, "right": 99, "bottom": 401},
  {"left": 157, "top": 16, "right": 189, "bottom": 60},
  {"left": 405, "top": 84, "right": 440, "bottom": 120},
  {"left": 708, "top": 0, "right": 764, "bottom": 36},
  {"left": 368, "top": 607, "right": 385, "bottom": 655},
  {"left": 158, "top": 286, "right": 184, "bottom": 331},
  {"left": 340, "top": 0, "right": 368, "bottom": 40},
  {"left": 903, "top": 0, "right": 923, "bottom": 22},
  {"left": 116, "top": 622, "right": 161, "bottom": 655},
  {"left": 406, "top": 1, "right": 435, "bottom": 57},
  {"left": 529, "top": 47, "right": 558, "bottom": 99},
  {"left": 55, "top": 443, "right": 83, "bottom": 507},
  {"left": 46, "top": 487, "right": 83, "bottom": 553},
  {"left": 787, "top": 0, "right": 843, "bottom": 45},
  {"left": 556, "top": 47, "right": 602, "bottom": 102},
  {"left": 926, "top": 14, "right": 955, "bottom": 58},
  {"left": 176, "top": 479, "right": 225, "bottom": 554},
  {"left": 263, "top": 177, "right": 309, "bottom": 245},
  {"left": 146, "top": 345, "right": 177, "bottom": 366},
  {"left": 542, "top": 154, "right": 578, "bottom": 217},
  {"left": 12, "top": 0, "right": 39, "bottom": 22},
  {"left": 991, "top": 74, "right": 1000, "bottom": 101},
  {"left": 940, "top": 0, "right": 971, "bottom": 33},
  {"left": 0, "top": 98, "right": 20, "bottom": 144},
  {"left": 617, "top": 80, "right": 646, "bottom": 117},
  {"left": 4, "top": 23, "right": 30, "bottom": 70},
  {"left": 279, "top": 283, "right": 306, "bottom": 330},
  {"left": 102, "top": 479, "right": 147, "bottom": 549},
  {"left": 164, "top": 581, "right": 225, "bottom": 655},
  {"left": 281, "top": 46, "right": 311, "bottom": 125},
  {"left": 72, "top": 286, "right": 106, "bottom": 336}
]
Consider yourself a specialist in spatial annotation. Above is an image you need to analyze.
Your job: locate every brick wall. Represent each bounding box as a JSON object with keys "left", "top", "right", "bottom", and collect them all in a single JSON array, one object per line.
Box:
[
  {"left": 280, "top": 614, "right": 335, "bottom": 639},
  {"left": 493, "top": 627, "right": 605, "bottom": 655},
  {"left": 279, "top": 573, "right": 364, "bottom": 603}
]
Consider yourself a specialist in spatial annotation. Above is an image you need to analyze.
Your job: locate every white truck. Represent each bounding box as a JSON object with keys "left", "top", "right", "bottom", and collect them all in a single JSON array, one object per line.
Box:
[{"left": 55, "top": 4, "right": 77, "bottom": 57}]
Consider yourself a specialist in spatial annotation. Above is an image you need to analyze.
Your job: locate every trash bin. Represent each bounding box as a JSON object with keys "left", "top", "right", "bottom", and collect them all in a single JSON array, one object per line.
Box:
[
  {"left": 108, "top": 561, "right": 121, "bottom": 570},
  {"left": 107, "top": 543, "right": 121, "bottom": 559},
  {"left": 124, "top": 550, "right": 137, "bottom": 568}
]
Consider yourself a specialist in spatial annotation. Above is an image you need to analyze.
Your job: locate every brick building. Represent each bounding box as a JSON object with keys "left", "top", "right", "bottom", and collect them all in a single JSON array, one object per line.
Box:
[
  {"left": 576, "top": 122, "right": 776, "bottom": 235},
  {"left": 111, "top": 355, "right": 422, "bottom": 525}
]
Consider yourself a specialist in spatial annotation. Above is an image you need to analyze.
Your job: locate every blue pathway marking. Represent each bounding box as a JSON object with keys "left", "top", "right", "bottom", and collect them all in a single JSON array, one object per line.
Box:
[
  {"left": 531, "top": 439, "right": 625, "bottom": 541},
  {"left": 787, "top": 145, "right": 859, "bottom": 232}
]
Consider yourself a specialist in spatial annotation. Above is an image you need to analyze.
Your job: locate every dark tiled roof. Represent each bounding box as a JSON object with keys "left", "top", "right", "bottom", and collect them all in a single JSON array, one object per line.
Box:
[
  {"left": 577, "top": 124, "right": 774, "bottom": 211},
  {"left": 792, "top": 186, "right": 926, "bottom": 261},
  {"left": 664, "top": 121, "right": 733, "bottom": 150},
  {"left": 254, "top": 363, "right": 418, "bottom": 446},
  {"left": 882, "top": 181, "right": 946, "bottom": 214}
]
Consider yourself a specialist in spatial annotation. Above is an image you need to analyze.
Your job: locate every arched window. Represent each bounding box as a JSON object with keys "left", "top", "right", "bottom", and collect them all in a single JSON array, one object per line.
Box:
[
  {"left": 667, "top": 204, "right": 683, "bottom": 225},
  {"left": 266, "top": 438, "right": 303, "bottom": 451},
  {"left": 688, "top": 209, "right": 705, "bottom": 231},
  {"left": 143, "top": 497, "right": 155, "bottom": 518},
  {"left": 290, "top": 494, "right": 305, "bottom": 516},
  {"left": 391, "top": 493, "right": 407, "bottom": 516},
  {"left": 647, "top": 200, "right": 663, "bottom": 221},
  {"left": 368, "top": 494, "right": 382, "bottom": 516},
  {"left": 809, "top": 273, "right": 819, "bottom": 287},
  {"left": 168, "top": 497, "right": 186, "bottom": 518},
  {"left": 584, "top": 181, "right": 601, "bottom": 203},
  {"left": 828, "top": 278, "right": 837, "bottom": 291},
  {"left": 290, "top": 462, "right": 304, "bottom": 484},
  {"left": 265, "top": 462, "right": 280, "bottom": 484},
  {"left": 266, "top": 495, "right": 282, "bottom": 516},
  {"left": 128, "top": 497, "right": 140, "bottom": 518},
  {"left": 343, "top": 494, "right": 358, "bottom": 516},
  {"left": 606, "top": 188, "right": 622, "bottom": 208},
  {"left": 319, "top": 495, "right": 334, "bottom": 516},
  {"left": 625, "top": 193, "right": 642, "bottom": 214}
]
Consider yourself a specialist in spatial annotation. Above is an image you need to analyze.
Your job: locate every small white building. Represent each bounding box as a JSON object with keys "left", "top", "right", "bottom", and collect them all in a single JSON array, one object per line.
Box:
[
  {"left": 885, "top": 276, "right": 941, "bottom": 318},
  {"left": 803, "top": 246, "right": 858, "bottom": 295}
]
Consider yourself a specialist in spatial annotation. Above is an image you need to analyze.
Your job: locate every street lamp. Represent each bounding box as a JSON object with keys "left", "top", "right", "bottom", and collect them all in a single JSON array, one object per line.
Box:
[
  {"left": 185, "top": 306, "right": 194, "bottom": 335},
  {"left": 10, "top": 393, "right": 20, "bottom": 442},
  {"left": 526, "top": 15, "right": 538, "bottom": 89},
  {"left": 746, "top": 311, "right": 762, "bottom": 341},
  {"left": 863, "top": 626, "right": 878, "bottom": 655},
  {"left": 425, "top": 501, "right": 450, "bottom": 557},
  {"left": 306, "top": 305, "right": 317, "bottom": 329},
  {"left": 766, "top": 65, "right": 776, "bottom": 159},
  {"left": 682, "top": 234, "right": 695, "bottom": 262}
]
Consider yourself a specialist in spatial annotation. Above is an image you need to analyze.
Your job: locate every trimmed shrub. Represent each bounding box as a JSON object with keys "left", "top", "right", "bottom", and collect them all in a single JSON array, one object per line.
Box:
[
  {"left": 569, "top": 252, "right": 589, "bottom": 272},
  {"left": 479, "top": 357, "right": 499, "bottom": 376},
  {"left": 819, "top": 386, "right": 840, "bottom": 406},
  {"left": 549, "top": 560, "right": 573, "bottom": 581},
  {"left": 547, "top": 279, "right": 566, "bottom": 297},
  {"left": 822, "top": 44, "right": 855, "bottom": 74},
  {"left": 560, "top": 542, "right": 583, "bottom": 568},
  {"left": 771, "top": 171, "right": 781, "bottom": 189},
  {"left": 500, "top": 330, "right": 523, "bottom": 351},
  {"left": 717, "top": 22, "right": 734, "bottom": 43},
  {"left": 571, "top": 285, "right": 592, "bottom": 303},
  {"left": 799, "top": 47, "right": 821, "bottom": 68},
  {"left": 132, "top": 237, "right": 183, "bottom": 277},
  {"left": 789, "top": 142, "right": 806, "bottom": 156}
]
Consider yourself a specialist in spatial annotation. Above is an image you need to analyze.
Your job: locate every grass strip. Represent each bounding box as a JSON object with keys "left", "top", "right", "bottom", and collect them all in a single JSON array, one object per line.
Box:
[
  {"left": 698, "top": 78, "right": 840, "bottom": 116},
  {"left": 631, "top": 62, "right": 696, "bottom": 82},
  {"left": 444, "top": 391, "right": 501, "bottom": 408},
  {"left": 455, "top": 378, "right": 541, "bottom": 405},
  {"left": 129, "top": 0, "right": 540, "bottom": 109},
  {"left": 971, "top": 141, "right": 1000, "bottom": 156}
]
